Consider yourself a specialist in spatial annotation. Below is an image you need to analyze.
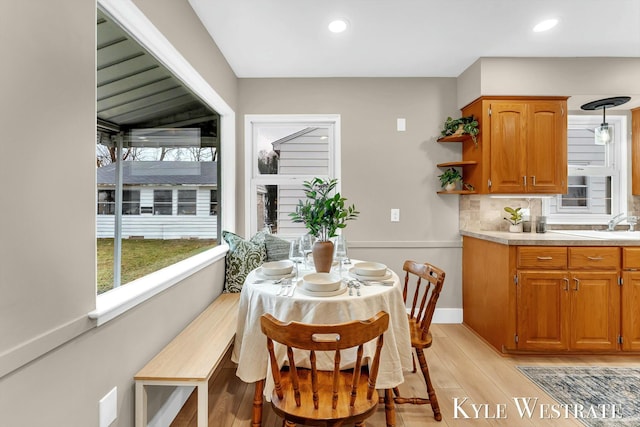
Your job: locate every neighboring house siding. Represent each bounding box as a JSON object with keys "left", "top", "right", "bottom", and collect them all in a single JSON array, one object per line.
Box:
[{"left": 97, "top": 187, "right": 217, "bottom": 239}]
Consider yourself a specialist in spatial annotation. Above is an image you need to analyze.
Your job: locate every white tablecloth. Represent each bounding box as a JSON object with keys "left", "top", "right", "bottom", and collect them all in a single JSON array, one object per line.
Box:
[{"left": 232, "top": 263, "right": 413, "bottom": 398}]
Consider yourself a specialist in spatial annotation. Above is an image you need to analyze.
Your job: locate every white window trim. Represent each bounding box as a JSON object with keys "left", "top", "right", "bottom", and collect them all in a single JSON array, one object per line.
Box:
[
  {"left": 544, "top": 114, "right": 627, "bottom": 225},
  {"left": 244, "top": 114, "right": 342, "bottom": 237},
  {"left": 91, "top": 0, "right": 235, "bottom": 325}
]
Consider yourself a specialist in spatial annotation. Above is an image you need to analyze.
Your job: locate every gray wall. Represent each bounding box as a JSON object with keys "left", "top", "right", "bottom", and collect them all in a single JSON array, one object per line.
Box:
[
  {"left": 0, "top": 1, "right": 237, "bottom": 426},
  {"left": 237, "top": 78, "right": 464, "bottom": 309}
]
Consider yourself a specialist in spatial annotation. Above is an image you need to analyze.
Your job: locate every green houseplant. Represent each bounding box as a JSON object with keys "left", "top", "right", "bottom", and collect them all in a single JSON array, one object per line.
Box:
[
  {"left": 440, "top": 115, "right": 479, "bottom": 146},
  {"left": 504, "top": 206, "right": 523, "bottom": 232},
  {"left": 438, "top": 168, "right": 462, "bottom": 191},
  {"left": 290, "top": 178, "right": 359, "bottom": 272}
]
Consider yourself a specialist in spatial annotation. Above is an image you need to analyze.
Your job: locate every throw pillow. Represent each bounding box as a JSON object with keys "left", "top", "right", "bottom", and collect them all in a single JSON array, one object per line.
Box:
[
  {"left": 222, "top": 230, "right": 266, "bottom": 293},
  {"left": 264, "top": 233, "right": 292, "bottom": 261}
]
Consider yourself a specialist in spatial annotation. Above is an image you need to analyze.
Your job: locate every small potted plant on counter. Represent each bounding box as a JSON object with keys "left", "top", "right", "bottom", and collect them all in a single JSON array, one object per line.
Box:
[
  {"left": 504, "top": 206, "right": 523, "bottom": 232},
  {"left": 438, "top": 168, "right": 462, "bottom": 192}
]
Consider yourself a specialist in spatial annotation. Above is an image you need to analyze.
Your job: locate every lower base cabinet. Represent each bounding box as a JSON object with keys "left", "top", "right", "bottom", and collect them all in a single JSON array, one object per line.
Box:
[{"left": 462, "top": 237, "right": 637, "bottom": 353}]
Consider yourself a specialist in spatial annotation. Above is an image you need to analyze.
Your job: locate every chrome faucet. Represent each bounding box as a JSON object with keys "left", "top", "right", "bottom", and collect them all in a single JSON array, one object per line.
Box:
[{"left": 607, "top": 213, "right": 626, "bottom": 231}]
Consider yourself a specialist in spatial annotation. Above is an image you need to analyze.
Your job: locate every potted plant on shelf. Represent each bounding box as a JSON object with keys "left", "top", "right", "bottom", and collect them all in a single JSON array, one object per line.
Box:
[
  {"left": 289, "top": 178, "right": 359, "bottom": 272},
  {"left": 504, "top": 206, "right": 524, "bottom": 232},
  {"left": 438, "top": 168, "right": 462, "bottom": 192},
  {"left": 440, "top": 115, "right": 480, "bottom": 146}
]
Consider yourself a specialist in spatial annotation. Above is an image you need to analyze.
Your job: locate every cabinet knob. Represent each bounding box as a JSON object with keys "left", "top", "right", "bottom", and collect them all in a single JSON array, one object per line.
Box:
[
  {"left": 531, "top": 175, "right": 536, "bottom": 186},
  {"left": 563, "top": 278, "right": 569, "bottom": 291},
  {"left": 587, "top": 256, "right": 604, "bottom": 261},
  {"left": 573, "top": 278, "right": 580, "bottom": 291},
  {"left": 537, "top": 256, "right": 553, "bottom": 260}
]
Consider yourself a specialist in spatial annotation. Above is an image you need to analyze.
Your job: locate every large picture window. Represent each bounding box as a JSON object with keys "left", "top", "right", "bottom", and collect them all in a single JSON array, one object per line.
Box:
[
  {"left": 245, "top": 115, "right": 341, "bottom": 238},
  {"left": 96, "top": 8, "right": 220, "bottom": 294}
]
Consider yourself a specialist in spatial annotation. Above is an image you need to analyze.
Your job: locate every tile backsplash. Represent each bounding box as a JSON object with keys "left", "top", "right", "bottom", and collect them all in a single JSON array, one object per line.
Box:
[{"left": 460, "top": 195, "right": 640, "bottom": 231}]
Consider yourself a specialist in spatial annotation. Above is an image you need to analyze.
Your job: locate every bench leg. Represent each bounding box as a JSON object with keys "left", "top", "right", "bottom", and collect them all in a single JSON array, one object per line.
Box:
[
  {"left": 135, "top": 382, "right": 147, "bottom": 427},
  {"left": 197, "top": 381, "right": 208, "bottom": 427},
  {"left": 252, "top": 380, "right": 264, "bottom": 427}
]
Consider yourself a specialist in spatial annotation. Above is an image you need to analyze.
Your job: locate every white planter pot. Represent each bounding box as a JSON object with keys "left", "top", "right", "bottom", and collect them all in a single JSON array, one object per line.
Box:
[
  {"left": 445, "top": 182, "right": 457, "bottom": 192},
  {"left": 509, "top": 223, "right": 523, "bottom": 233}
]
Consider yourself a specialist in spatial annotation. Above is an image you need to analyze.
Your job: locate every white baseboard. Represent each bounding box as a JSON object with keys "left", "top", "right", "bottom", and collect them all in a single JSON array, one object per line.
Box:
[
  {"left": 149, "top": 386, "right": 194, "bottom": 427},
  {"left": 432, "top": 308, "right": 462, "bottom": 324}
]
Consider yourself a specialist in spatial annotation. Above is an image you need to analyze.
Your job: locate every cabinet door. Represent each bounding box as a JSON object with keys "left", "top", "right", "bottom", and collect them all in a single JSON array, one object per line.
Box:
[
  {"left": 569, "top": 272, "right": 620, "bottom": 351},
  {"left": 526, "top": 101, "right": 567, "bottom": 193},
  {"left": 622, "top": 271, "right": 640, "bottom": 351},
  {"left": 489, "top": 102, "right": 528, "bottom": 193},
  {"left": 517, "top": 271, "right": 569, "bottom": 350}
]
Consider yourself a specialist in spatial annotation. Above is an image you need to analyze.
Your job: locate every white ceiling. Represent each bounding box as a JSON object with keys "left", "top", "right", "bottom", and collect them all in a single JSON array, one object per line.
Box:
[{"left": 188, "top": 0, "right": 640, "bottom": 79}]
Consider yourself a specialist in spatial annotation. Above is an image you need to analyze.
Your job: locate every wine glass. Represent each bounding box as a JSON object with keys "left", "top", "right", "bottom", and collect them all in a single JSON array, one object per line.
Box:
[
  {"left": 300, "top": 234, "right": 315, "bottom": 272},
  {"left": 334, "top": 234, "right": 348, "bottom": 276},
  {"left": 288, "top": 237, "right": 304, "bottom": 281}
]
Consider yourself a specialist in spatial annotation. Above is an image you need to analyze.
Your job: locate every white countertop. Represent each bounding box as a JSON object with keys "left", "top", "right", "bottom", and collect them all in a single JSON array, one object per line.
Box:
[{"left": 460, "top": 229, "right": 640, "bottom": 246}]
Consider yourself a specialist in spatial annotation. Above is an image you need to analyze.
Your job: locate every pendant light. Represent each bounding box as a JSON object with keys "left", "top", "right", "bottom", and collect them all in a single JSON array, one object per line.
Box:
[{"left": 580, "top": 96, "right": 630, "bottom": 145}]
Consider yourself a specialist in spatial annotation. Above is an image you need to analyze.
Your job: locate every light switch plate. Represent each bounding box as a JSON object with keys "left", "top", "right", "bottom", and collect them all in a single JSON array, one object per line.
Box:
[
  {"left": 396, "top": 118, "right": 406, "bottom": 132},
  {"left": 391, "top": 208, "right": 400, "bottom": 222}
]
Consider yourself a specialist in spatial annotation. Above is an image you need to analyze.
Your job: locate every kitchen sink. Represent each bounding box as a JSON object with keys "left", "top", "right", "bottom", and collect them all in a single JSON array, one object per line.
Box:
[{"left": 549, "top": 229, "right": 640, "bottom": 240}]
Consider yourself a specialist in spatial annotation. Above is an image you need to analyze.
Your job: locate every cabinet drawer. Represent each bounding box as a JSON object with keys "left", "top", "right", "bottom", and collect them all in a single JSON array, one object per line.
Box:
[
  {"left": 517, "top": 247, "right": 567, "bottom": 269},
  {"left": 568, "top": 247, "right": 620, "bottom": 270},
  {"left": 623, "top": 248, "right": 640, "bottom": 270}
]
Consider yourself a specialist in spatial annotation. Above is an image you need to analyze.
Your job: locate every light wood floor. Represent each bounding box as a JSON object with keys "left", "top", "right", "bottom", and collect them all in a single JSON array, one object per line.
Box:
[{"left": 171, "top": 324, "right": 639, "bottom": 426}]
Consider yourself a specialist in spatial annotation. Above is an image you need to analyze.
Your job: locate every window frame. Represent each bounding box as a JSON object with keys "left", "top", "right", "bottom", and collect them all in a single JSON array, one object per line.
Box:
[
  {"left": 544, "top": 114, "right": 627, "bottom": 225},
  {"left": 244, "top": 114, "right": 342, "bottom": 238},
  {"left": 92, "top": 0, "right": 236, "bottom": 326}
]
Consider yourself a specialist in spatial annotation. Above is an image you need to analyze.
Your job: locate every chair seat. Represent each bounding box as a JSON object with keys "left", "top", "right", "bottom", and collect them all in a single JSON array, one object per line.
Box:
[
  {"left": 408, "top": 318, "right": 432, "bottom": 349},
  {"left": 270, "top": 369, "right": 379, "bottom": 425}
]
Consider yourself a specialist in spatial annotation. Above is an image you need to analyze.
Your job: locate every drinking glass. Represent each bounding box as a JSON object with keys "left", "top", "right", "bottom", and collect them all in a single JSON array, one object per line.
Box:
[
  {"left": 334, "top": 234, "right": 348, "bottom": 276},
  {"left": 288, "top": 238, "right": 304, "bottom": 281},
  {"left": 300, "top": 234, "right": 315, "bottom": 271}
]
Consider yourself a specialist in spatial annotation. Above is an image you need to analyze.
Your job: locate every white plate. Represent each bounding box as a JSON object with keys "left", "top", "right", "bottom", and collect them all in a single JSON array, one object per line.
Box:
[
  {"left": 261, "top": 260, "right": 294, "bottom": 276},
  {"left": 348, "top": 268, "right": 392, "bottom": 282},
  {"left": 255, "top": 267, "right": 297, "bottom": 280},
  {"left": 352, "top": 262, "right": 387, "bottom": 277},
  {"left": 295, "top": 280, "right": 348, "bottom": 297}
]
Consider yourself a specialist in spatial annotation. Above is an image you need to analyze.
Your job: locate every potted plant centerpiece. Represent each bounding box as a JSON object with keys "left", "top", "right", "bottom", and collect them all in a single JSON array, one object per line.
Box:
[
  {"left": 438, "top": 167, "right": 462, "bottom": 192},
  {"left": 504, "top": 206, "right": 524, "bottom": 232},
  {"left": 290, "top": 178, "right": 359, "bottom": 272}
]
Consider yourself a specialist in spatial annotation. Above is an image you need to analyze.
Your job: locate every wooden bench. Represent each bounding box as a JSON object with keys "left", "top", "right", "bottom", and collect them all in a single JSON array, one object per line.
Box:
[{"left": 134, "top": 293, "right": 240, "bottom": 427}]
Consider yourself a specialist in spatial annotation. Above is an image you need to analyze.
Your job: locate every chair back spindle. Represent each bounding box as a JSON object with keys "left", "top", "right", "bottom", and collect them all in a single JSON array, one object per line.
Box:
[{"left": 260, "top": 311, "right": 389, "bottom": 426}]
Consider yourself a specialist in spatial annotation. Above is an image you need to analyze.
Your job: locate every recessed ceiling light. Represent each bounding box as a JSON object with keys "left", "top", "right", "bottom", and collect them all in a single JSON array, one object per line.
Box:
[
  {"left": 533, "top": 18, "right": 558, "bottom": 32},
  {"left": 328, "top": 19, "right": 348, "bottom": 33}
]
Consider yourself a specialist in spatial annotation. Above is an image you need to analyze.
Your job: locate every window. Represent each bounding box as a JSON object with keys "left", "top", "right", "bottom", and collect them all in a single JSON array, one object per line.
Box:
[
  {"left": 97, "top": 190, "right": 140, "bottom": 215},
  {"left": 154, "top": 190, "right": 173, "bottom": 215},
  {"left": 178, "top": 190, "right": 197, "bottom": 215},
  {"left": 210, "top": 189, "right": 218, "bottom": 215},
  {"left": 245, "top": 115, "right": 341, "bottom": 237},
  {"left": 544, "top": 115, "right": 627, "bottom": 224},
  {"left": 96, "top": 7, "right": 221, "bottom": 294}
]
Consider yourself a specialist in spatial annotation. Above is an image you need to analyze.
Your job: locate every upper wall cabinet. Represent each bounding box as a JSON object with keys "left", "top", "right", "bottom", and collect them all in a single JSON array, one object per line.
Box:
[{"left": 460, "top": 96, "right": 568, "bottom": 194}]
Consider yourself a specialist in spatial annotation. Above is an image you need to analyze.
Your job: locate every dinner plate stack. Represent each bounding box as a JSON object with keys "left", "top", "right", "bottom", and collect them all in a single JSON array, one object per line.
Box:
[
  {"left": 297, "top": 273, "right": 347, "bottom": 296},
  {"left": 349, "top": 262, "right": 391, "bottom": 281},
  {"left": 259, "top": 260, "right": 295, "bottom": 279}
]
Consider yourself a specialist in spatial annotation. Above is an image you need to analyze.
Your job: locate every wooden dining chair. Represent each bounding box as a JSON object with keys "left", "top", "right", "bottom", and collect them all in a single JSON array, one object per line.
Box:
[
  {"left": 260, "top": 311, "right": 390, "bottom": 427},
  {"left": 391, "top": 260, "right": 446, "bottom": 421}
]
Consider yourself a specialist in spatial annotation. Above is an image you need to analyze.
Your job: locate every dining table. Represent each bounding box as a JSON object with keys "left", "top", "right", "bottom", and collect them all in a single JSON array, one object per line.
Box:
[{"left": 232, "top": 260, "right": 413, "bottom": 427}]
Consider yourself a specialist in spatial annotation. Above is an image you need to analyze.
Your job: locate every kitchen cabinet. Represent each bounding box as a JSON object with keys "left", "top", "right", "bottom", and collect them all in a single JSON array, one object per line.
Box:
[
  {"left": 622, "top": 248, "right": 640, "bottom": 350},
  {"left": 462, "top": 236, "right": 626, "bottom": 353},
  {"left": 516, "top": 247, "right": 620, "bottom": 352},
  {"left": 436, "top": 135, "right": 477, "bottom": 194},
  {"left": 459, "top": 96, "right": 568, "bottom": 194},
  {"left": 632, "top": 108, "right": 640, "bottom": 195}
]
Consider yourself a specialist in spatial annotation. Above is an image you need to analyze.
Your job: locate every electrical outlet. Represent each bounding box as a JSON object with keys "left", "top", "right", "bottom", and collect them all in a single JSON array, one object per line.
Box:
[
  {"left": 391, "top": 209, "right": 400, "bottom": 222},
  {"left": 99, "top": 387, "right": 117, "bottom": 427}
]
